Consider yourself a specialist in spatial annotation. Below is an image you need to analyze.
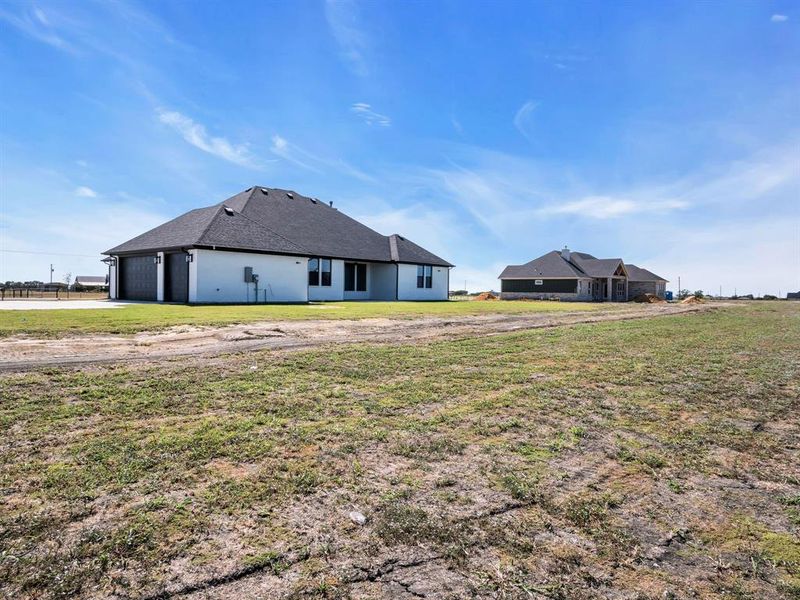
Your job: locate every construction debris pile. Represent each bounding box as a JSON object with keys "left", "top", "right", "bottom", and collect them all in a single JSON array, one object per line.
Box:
[
  {"left": 680, "top": 295, "right": 704, "bottom": 304},
  {"left": 632, "top": 294, "right": 666, "bottom": 304},
  {"left": 474, "top": 292, "right": 498, "bottom": 301}
]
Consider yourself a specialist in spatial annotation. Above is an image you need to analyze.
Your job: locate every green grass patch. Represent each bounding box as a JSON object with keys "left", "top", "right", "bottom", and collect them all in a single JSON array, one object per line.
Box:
[{"left": 0, "top": 299, "right": 602, "bottom": 337}]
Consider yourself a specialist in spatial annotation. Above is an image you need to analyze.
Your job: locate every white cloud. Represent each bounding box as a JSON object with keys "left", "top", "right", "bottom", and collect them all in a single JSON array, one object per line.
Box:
[
  {"left": 513, "top": 100, "right": 538, "bottom": 141},
  {"left": 74, "top": 186, "right": 97, "bottom": 198},
  {"left": 631, "top": 217, "right": 799, "bottom": 297},
  {"left": 0, "top": 201, "right": 168, "bottom": 283},
  {"left": 771, "top": 14, "right": 788, "bottom": 22},
  {"left": 351, "top": 103, "right": 391, "bottom": 127},
  {"left": 0, "top": 5, "right": 74, "bottom": 52},
  {"left": 450, "top": 116, "right": 465, "bottom": 137},
  {"left": 269, "top": 135, "right": 321, "bottom": 173},
  {"left": 270, "top": 134, "right": 374, "bottom": 181},
  {"left": 539, "top": 195, "right": 688, "bottom": 219},
  {"left": 157, "top": 109, "right": 259, "bottom": 168},
  {"left": 75, "top": 160, "right": 89, "bottom": 168},
  {"left": 325, "top": 0, "right": 370, "bottom": 76}
]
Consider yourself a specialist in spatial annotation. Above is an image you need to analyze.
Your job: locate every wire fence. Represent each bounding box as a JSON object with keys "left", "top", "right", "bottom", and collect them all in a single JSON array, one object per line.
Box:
[{"left": 0, "top": 288, "right": 109, "bottom": 301}]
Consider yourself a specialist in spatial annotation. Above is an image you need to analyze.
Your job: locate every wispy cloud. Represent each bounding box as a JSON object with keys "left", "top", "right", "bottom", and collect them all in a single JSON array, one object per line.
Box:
[
  {"left": 325, "top": 0, "right": 370, "bottom": 76},
  {"left": 270, "top": 134, "right": 375, "bottom": 181},
  {"left": 450, "top": 116, "right": 465, "bottom": 137},
  {"left": 270, "top": 135, "right": 321, "bottom": 173},
  {"left": 0, "top": 4, "right": 75, "bottom": 53},
  {"left": 74, "top": 186, "right": 97, "bottom": 198},
  {"left": 351, "top": 103, "right": 391, "bottom": 127},
  {"left": 538, "top": 196, "right": 688, "bottom": 219},
  {"left": 540, "top": 51, "right": 589, "bottom": 71},
  {"left": 513, "top": 100, "right": 538, "bottom": 141},
  {"left": 157, "top": 109, "right": 260, "bottom": 168},
  {"left": 771, "top": 14, "right": 789, "bottom": 22}
]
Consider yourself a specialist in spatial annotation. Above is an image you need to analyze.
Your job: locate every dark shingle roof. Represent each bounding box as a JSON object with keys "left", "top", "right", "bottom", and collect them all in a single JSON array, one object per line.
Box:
[
  {"left": 571, "top": 255, "right": 624, "bottom": 277},
  {"left": 624, "top": 264, "right": 666, "bottom": 281},
  {"left": 500, "top": 250, "right": 659, "bottom": 280},
  {"left": 498, "top": 251, "right": 585, "bottom": 278},
  {"left": 105, "top": 187, "right": 452, "bottom": 266}
]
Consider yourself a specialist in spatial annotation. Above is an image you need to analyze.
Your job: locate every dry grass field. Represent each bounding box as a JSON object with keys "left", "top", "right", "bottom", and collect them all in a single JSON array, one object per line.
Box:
[{"left": 0, "top": 301, "right": 798, "bottom": 599}]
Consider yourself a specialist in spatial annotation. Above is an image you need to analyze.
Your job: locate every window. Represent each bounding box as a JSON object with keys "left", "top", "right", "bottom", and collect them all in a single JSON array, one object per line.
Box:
[
  {"left": 417, "top": 265, "right": 432, "bottom": 289},
  {"left": 345, "top": 262, "right": 367, "bottom": 292},
  {"left": 308, "top": 258, "right": 319, "bottom": 286},
  {"left": 616, "top": 281, "right": 625, "bottom": 295},
  {"left": 308, "top": 258, "right": 332, "bottom": 287},
  {"left": 321, "top": 259, "right": 331, "bottom": 286}
]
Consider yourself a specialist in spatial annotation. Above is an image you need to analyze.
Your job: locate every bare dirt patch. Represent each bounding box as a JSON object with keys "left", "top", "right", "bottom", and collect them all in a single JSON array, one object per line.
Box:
[{"left": 0, "top": 303, "right": 715, "bottom": 372}]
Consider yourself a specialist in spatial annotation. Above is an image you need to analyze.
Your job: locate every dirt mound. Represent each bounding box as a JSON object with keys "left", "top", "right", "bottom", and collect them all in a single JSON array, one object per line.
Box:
[
  {"left": 680, "top": 295, "right": 703, "bottom": 304},
  {"left": 474, "top": 292, "right": 498, "bottom": 301},
  {"left": 632, "top": 294, "right": 665, "bottom": 304}
]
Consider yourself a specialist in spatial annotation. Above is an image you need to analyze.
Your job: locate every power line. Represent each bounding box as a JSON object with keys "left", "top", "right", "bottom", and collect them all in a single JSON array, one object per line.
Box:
[{"left": 0, "top": 249, "right": 99, "bottom": 258}]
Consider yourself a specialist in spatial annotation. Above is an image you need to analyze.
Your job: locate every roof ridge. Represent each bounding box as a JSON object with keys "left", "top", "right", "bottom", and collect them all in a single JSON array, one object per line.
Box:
[
  {"left": 388, "top": 234, "right": 400, "bottom": 261},
  {"left": 196, "top": 204, "right": 228, "bottom": 247},
  {"left": 215, "top": 200, "right": 315, "bottom": 255}
]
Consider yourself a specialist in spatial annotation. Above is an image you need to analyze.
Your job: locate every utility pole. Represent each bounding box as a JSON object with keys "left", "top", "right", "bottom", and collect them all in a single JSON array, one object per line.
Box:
[
  {"left": 49, "top": 264, "right": 54, "bottom": 284},
  {"left": 678, "top": 276, "right": 681, "bottom": 298},
  {"left": 719, "top": 285, "right": 722, "bottom": 298}
]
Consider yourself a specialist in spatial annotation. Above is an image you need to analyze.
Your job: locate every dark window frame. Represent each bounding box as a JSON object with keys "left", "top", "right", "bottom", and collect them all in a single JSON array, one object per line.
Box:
[
  {"left": 416, "top": 264, "right": 433, "bottom": 289},
  {"left": 321, "top": 258, "right": 331, "bottom": 287},
  {"left": 308, "top": 257, "right": 332, "bottom": 287},
  {"left": 308, "top": 258, "right": 319, "bottom": 286},
  {"left": 345, "top": 262, "right": 367, "bottom": 292}
]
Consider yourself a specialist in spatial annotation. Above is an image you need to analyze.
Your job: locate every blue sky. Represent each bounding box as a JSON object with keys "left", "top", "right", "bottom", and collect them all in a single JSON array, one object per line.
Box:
[{"left": 1, "top": 0, "right": 798, "bottom": 295}]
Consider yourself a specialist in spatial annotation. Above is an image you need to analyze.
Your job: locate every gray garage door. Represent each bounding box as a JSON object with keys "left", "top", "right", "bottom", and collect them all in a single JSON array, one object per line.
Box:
[
  {"left": 164, "top": 252, "right": 189, "bottom": 303},
  {"left": 119, "top": 255, "right": 157, "bottom": 301}
]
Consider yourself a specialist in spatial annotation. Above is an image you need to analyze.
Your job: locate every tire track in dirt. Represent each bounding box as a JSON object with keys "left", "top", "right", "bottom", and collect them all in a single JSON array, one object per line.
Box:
[{"left": 0, "top": 304, "right": 716, "bottom": 373}]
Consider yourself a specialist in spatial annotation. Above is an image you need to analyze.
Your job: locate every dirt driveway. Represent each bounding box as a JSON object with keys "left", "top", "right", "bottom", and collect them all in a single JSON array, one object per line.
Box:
[{"left": 0, "top": 303, "right": 714, "bottom": 372}]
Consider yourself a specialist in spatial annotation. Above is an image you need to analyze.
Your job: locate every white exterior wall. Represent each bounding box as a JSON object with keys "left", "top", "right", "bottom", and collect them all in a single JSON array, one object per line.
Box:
[
  {"left": 397, "top": 263, "right": 449, "bottom": 301},
  {"left": 192, "top": 249, "right": 307, "bottom": 303},
  {"left": 308, "top": 259, "right": 345, "bottom": 301},
  {"left": 108, "top": 257, "right": 118, "bottom": 299},
  {"left": 156, "top": 251, "right": 165, "bottom": 302},
  {"left": 188, "top": 250, "right": 198, "bottom": 302}
]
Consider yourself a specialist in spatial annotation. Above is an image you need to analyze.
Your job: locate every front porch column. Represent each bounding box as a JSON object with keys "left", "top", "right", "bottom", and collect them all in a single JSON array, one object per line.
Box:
[
  {"left": 625, "top": 279, "right": 628, "bottom": 301},
  {"left": 607, "top": 277, "right": 612, "bottom": 301}
]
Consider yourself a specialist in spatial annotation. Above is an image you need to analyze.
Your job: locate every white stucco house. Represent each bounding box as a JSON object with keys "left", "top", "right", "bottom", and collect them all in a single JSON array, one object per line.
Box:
[{"left": 103, "top": 186, "right": 453, "bottom": 303}]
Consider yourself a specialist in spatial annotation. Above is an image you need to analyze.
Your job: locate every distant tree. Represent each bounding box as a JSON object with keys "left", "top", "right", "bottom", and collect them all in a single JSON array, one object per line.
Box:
[
  {"left": 762, "top": 294, "right": 778, "bottom": 300},
  {"left": 693, "top": 290, "right": 704, "bottom": 299},
  {"left": 63, "top": 272, "right": 72, "bottom": 287},
  {"left": 678, "top": 289, "right": 691, "bottom": 299},
  {"left": 450, "top": 289, "right": 469, "bottom": 296}
]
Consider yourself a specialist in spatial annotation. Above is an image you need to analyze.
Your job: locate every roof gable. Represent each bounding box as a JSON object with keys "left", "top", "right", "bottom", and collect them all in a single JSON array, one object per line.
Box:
[{"left": 105, "top": 186, "right": 452, "bottom": 266}]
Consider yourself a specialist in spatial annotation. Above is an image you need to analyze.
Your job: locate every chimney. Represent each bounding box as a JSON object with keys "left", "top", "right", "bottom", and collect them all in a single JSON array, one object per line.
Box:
[
  {"left": 329, "top": 201, "right": 333, "bottom": 207},
  {"left": 561, "top": 246, "right": 571, "bottom": 261}
]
